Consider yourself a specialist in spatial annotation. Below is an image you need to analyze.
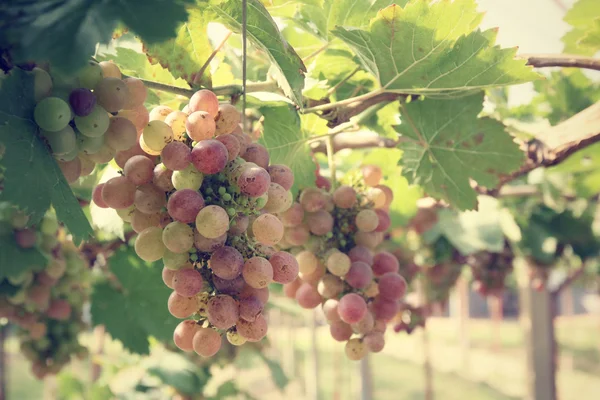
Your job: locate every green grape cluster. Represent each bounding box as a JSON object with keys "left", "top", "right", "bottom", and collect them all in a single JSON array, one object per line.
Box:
[
  {"left": 280, "top": 165, "right": 406, "bottom": 360},
  {"left": 91, "top": 89, "right": 298, "bottom": 358}
]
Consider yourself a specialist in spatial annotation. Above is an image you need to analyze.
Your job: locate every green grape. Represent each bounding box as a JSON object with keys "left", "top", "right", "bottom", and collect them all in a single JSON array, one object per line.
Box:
[
  {"left": 77, "top": 62, "right": 103, "bottom": 90},
  {"left": 226, "top": 330, "right": 247, "bottom": 346},
  {"left": 42, "top": 125, "right": 77, "bottom": 156},
  {"left": 86, "top": 144, "right": 115, "bottom": 164},
  {"left": 163, "top": 249, "right": 190, "bottom": 270},
  {"left": 40, "top": 213, "right": 59, "bottom": 235},
  {"left": 32, "top": 67, "right": 52, "bottom": 102},
  {"left": 116, "top": 205, "right": 135, "bottom": 222},
  {"left": 55, "top": 145, "right": 79, "bottom": 162},
  {"left": 34, "top": 97, "right": 71, "bottom": 132},
  {"left": 135, "top": 226, "right": 166, "bottom": 262},
  {"left": 162, "top": 222, "right": 194, "bottom": 254},
  {"left": 76, "top": 133, "right": 104, "bottom": 154},
  {"left": 74, "top": 105, "right": 110, "bottom": 137},
  {"left": 171, "top": 164, "right": 203, "bottom": 191},
  {"left": 141, "top": 120, "right": 173, "bottom": 152}
]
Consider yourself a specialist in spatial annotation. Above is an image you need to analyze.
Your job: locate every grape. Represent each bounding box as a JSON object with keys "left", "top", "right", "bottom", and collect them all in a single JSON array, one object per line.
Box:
[
  {"left": 365, "top": 187, "right": 386, "bottom": 208},
  {"left": 362, "top": 165, "right": 382, "bottom": 186},
  {"left": 99, "top": 61, "right": 121, "bottom": 79},
  {"left": 351, "top": 311, "right": 374, "bottom": 335},
  {"left": 28, "top": 322, "right": 47, "bottom": 340},
  {"left": 207, "top": 295, "right": 239, "bottom": 329},
  {"left": 242, "top": 257, "right": 273, "bottom": 289},
  {"left": 34, "top": 97, "right": 71, "bottom": 132},
  {"left": 161, "top": 141, "right": 191, "bottom": 171},
  {"left": 142, "top": 121, "right": 173, "bottom": 152},
  {"left": 295, "top": 283, "right": 322, "bottom": 309},
  {"left": 124, "top": 155, "right": 154, "bottom": 185},
  {"left": 79, "top": 154, "right": 95, "bottom": 176},
  {"left": 355, "top": 231, "right": 384, "bottom": 251},
  {"left": 149, "top": 105, "right": 173, "bottom": 122},
  {"left": 232, "top": 132, "right": 250, "bottom": 155},
  {"left": 236, "top": 314, "right": 268, "bottom": 342},
  {"left": 162, "top": 222, "right": 194, "bottom": 253},
  {"left": 69, "top": 88, "right": 96, "bottom": 117},
  {"left": 269, "top": 251, "right": 299, "bottom": 284},
  {"left": 374, "top": 209, "right": 391, "bottom": 232},
  {"left": 345, "top": 338, "right": 367, "bottom": 360},
  {"left": 94, "top": 77, "right": 129, "bottom": 113},
  {"left": 237, "top": 166, "right": 271, "bottom": 197},
  {"left": 373, "top": 319, "right": 387, "bottom": 333},
  {"left": 42, "top": 126, "right": 76, "bottom": 157},
  {"left": 153, "top": 163, "right": 175, "bottom": 192},
  {"left": 348, "top": 246, "right": 373, "bottom": 265},
  {"left": 345, "top": 261, "right": 373, "bottom": 289},
  {"left": 226, "top": 331, "right": 247, "bottom": 346},
  {"left": 372, "top": 251, "right": 399, "bottom": 276},
  {"left": 191, "top": 139, "right": 228, "bottom": 174},
  {"left": 193, "top": 327, "right": 222, "bottom": 357},
  {"left": 370, "top": 297, "right": 399, "bottom": 321},
  {"left": 333, "top": 185, "right": 357, "bottom": 209},
  {"left": 115, "top": 141, "right": 150, "bottom": 167},
  {"left": 316, "top": 175, "right": 331, "bottom": 191},
  {"left": 252, "top": 214, "right": 284, "bottom": 246},
  {"left": 299, "top": 188, "right": 327, "bottom": 212},
  {"left": 172, "top": 164, "right": 203, "bottom": 191},
  {"left": 189, "top": 89, "right": 219, "bottom": 118},
  {"left": 47, "top": 299, "right": 71, "bottom": 320},
  {"left": 77, "top": 62, "right": 103, "bottom": 89},
  {"left": 134, "top": 184, "right": 166, "bottom": 214},
  {"left": 209, "top": 246, "right": 244, "bottom": 280},
  {"left": 77, "top": 133, "right": 104, "bottom": 154},
  {"left": 338, "top": 293, "right": 367, "bottom": 324},
  {"left": 263, "top": 183, "right": 292, "bottom": 213},
  {"left": 57, "top": 158, "right": 81, "bottom": 183},
  {"left": 122, "top": 77, "right": 147, "bottom": 109},
  {"left": 215, "top": 134, "right": 241, "bottom": 161},
  {"left": 195, "top": 205, "right": 229, "bottom": 239},
  {"left": 87, "top": 145, "right": 116, "bottom": 163},
  {"left": 119, "top": 104, "right": 149, "bottom": 132},
  {"left": 239, "top": 296, "right": 264, "bottom": 322},
  {"left": 131, "top": 210, "right": 161, "bottom": 233},
  {"left": 139, "top": 134, "right": 161, "bottom": 155},
  {"left": 306, "top": 210, "right": 334, "bottom": 236},
  {"left": 283, "top": 279, "right": 301, "bottom": 299},
  {"left": 229, "top": 215, "right": 249, "bottom": 235},
  {"left": 167, "top": 291, "right": 198, "bottom": 318},
  {"left": 364, "top": 281, "right": 379, "bottom": 298},
  {"left": 330, "top": 321, "right": 353, "bottom": 341},
  {"left": 214, "top": 104, "right": 241, "bottom": 135},
  {"left": 167, "top": 189, "right": 205, "bottom": 224},
  {"left": 15, "top": 229, "right": 37, "bottom": 248},
  {"left": 135, "top": 226, "right": 165, "bottom": 262},
  {"left": 27, "top": 286, "right": 51, "bottom": 311},
  {"left": 172, "top": 268, "right": 203, "bottom": 297},
  {"left": 240, "top": 284, "right": 270, "bottom": 304},
  {"left": 162, "top": 267, "right": 176, "bottom": 288},
  {"left": 173, "top": 320, "right": 200, "bottom": 351},
  {"left": 375, "top": 184, "right": 394, "bottom": 208},
  {"left": 75, "top": 105, "right": 110, "bottom": 137},
  {"left": 241, "top": 143, "right": 269, "bottom": 169},
  {"left": 355, "top": 209, "right": 378, "bottom": 233},
  {"left": 186, "top": 111, "right": 216, "bottom": 141},
  {"left": 92, "top": 183, "right": 109, "bottom": 208},
  {"left": 33, "top": 67, "right": 52, "bottom": 102},
  {"left": 296, "top": 250, "right": 318, "bottom": 275},
  {"left": 377, "top": 272, "right": 406, "bottom": 301},
  {"left": 213, "top": 275, "right": 245, "bottom": 296},
  {"left": 364, "top": 332, "right": 385, "bottom": 353},
  {"left": 280, "top": 202, "right": 304, "bottom": 227},
  {"left": 101, "top": 176, "right": 136, "bottom": 209},
  {"left": 264, "top": 166, "right": 294, "bottom": 192},
  {"left": 194, "top": 231, "right": 226, "bottom": 252},
  {"left": 164, "top": 111, "right": 188, "bottom": 141},
  {"left": 317, "top": 274, "right": 344, "bottom": 299},
  {"left": 105, "top": 116, "right": 137, "bottom": 151},
  {"left": 326, "top": 251, "right": 351, "bottom": 276},
  {"left": 322, "top": 299, "right": 341, "bottom": 322}
]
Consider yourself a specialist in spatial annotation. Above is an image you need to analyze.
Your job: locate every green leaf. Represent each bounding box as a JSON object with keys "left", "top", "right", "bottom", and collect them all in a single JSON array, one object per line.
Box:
[
  {"left": 257, "top": 352, "right": 289, "bottom": 390},
  {"left": 144, "top": 9, "right": 213, "bottom": 87},
  {"left": 332, "top": 2, "right": 540, "bottom": 97},
  {"left": 396, "top": 93, "right": 525, "bottom": 210},
  {"left": 145, "top": 351, "right": 209, "bottom": 395},
  {"left": 253, "top": 99, "right": 317, "bottom": 195},
  {"left": 0, "top": 234, "right": 47, "bottom": 280},
  {"left": 2, "top": 0, "right": 194, "bottom": 73},
  {"left": 563, "top": 0, "right": 600, "bottom": 55},
  {"left": 206, "top": 0, "right": 306, "bottom": 105},
  {"left": 0, "top": 69, "right": 93, "bottom": 243},
  {"left": 91, "top": 248, "right": 180, "bottom": 354}
]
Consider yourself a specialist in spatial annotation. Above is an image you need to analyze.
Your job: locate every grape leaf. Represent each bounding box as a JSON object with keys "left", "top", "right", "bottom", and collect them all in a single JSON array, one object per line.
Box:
[
  {"left": 91, "top": 247, "right": 180, "bottom": 354},
  {"left": 206, "top": 0, "right": 306, "bottom": 105},
  {"left": 0, "top": 234, "right": 47, "bottom": 280},
  {"left": 252, "top": 98, "right": 316, "bottom": 196},
  {"left": 563, "top": 0, "right": 600, "bottom": 55},
  {"left": 331, "top": 2, "right": 540, "bottom": 97},
  {"left": 1, "top": 0, "right": 194, "bottom": 73},
  {"left": 396, "top": 93, "right": 525, "bottom": 210},
  {"left": 0, "top": 69, "right": 93, "bottom": 244}
]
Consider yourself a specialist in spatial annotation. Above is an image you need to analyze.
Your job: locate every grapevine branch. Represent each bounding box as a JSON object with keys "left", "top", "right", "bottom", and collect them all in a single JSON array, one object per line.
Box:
[
  {"left": 523, "top": 54, "right": 600, "bottom": 72},
  {"left": 552, "top": 265, "right": 587, "bottom": 295}
]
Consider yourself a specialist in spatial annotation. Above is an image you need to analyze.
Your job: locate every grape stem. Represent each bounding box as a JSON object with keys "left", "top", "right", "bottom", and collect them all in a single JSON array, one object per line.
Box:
[
  {"left": 325, "top": 134, "right": 337, "bottom": 189},
  {"left": 193, "top": 30, "right": 233, "bottom": 87}
]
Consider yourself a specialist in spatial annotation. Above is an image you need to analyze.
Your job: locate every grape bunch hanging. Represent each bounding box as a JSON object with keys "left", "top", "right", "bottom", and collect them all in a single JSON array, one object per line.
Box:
[
  {"left": 468, "top": 245, "right": 514, "bottom": 297},
  {"left": 0, "top": 207, "right": 90, "bottom": 379},
  {"left": 281, "top": 166, "right": 407, "bottom": 360},
  {"left": 92, "top": 89, "right": 299, "bottom": 357}
]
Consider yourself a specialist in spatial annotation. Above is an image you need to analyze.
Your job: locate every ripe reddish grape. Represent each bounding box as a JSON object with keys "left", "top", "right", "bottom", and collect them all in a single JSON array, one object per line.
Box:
[
  {"left": 123, "top": 77, "right": 147, "bottom": 109},
  {"left": 315, "top": 175, "right": 331, "bottom": 190},
  {"left": 173, "top": 320, "right": 200, "bottom": 351},
  {"left": 115, "top": 141, "right": 153, "bottom": 168},
  {"left": 371, "top": 297, "right": 399, "bottom": 321},
  {"left": 299, "top": 188, "right": 327, "bottom": 212},
  {"left": 194, "top": 231, "right": 226, "bottom": 252},
  {"left": 374, "top": 209, "right": 391, "bottom": 232},
  {"left": 376, "top": 184, "right": 394, "bottom": 208},
  {"left": 69, "top": 88, "right": 96, "bottom": 116},
  {"left": 189, "top": 89, "right": 219, "bottom": 118},
  {"left": 209, "top": 246, "right": 244, "bottom": 280},
  {"left": 192, "top": 327, "right": 222, "bottom": 357},
  {"left": 236, "top": 314, "right": 268, "bottom": 342},
  {"left": 269, "top": 251, "right": 299, "bottom": 284},
  {"left": 15, "top": 229, "right": 37, "bottom": 248},
  {"left": 267, "top": 164, "right": 294, "bottom": 191},
  {"left": 279, "top": 202, "right": 304, "bottom": 227},
  {"left": 161, "top": 141, "right": 191, "bottom": 171},
  {"left": 46, "top": 299, "right": 71, "bottom": 320},
  {"left": 153, "top": 163, "right": 175, "bottom": 192},
  {"left": 105, "top": 116, "right": 137, "bottom": 151},
  {"left": 172, "top": 268, "right": 203, "bottom": 297},
  {"left": 242, "top": 143, "right": 270, "bottom": 169},
  {"left": 215, "top": 134, "right": 241, "bottom": 161},
  {"left": 377, "top": 272, "right": 407, "bottom": 301},
  {"left": 283, "top": 279, "right": 301, "bottom": 299},
  {"left": 284, "top": 224, "right": 310, "bottom": 246},
  {"left": 338, "top": 293, "right": 367, "bottom": 324},
  {"left": 162, "top": 267, "right": 176, "bottom": 288},
  {"left": 329, "top": 321, "right": 353, "bottom": 341},
  {"left": 306, "top": 210, "right": 334, "bottom": 236},
  {"left": 191, "top": 139, "right": 228, "bottom": 174},
  {"left": 239, "top": 296, "right": 264, "bottom": 322},
  {"left": 124, "top": 155, "right": 154, "bottom": 185},
  {"left": 167, "top": 189, "right": 205, "bottom": 224},
  {"left": 212, "top": 275, "right": 245, "bottom": 296},
  {"left": 229, "top": 215, "right": 249, "bottom": 235},
  {"left": 242, "top": 257, "right": 273, "bottom": 289},
  {"left": 119, "top": 104, "right": 150, "bottom": 132},
  {"left": 372, "top": 251, "right": 399, "bottom": 276},
  {"left": 186, "top": 111, "right": 216, "bottom": 141},
  {"left": 333, "top": 185, "right": 357, "bottom": 209},
  {"left": 364, "top": 332, "right": 385, "bottom": 352},
  {"left": 237, "top": 166, "right": 271, "bottom": 197},
  {"left": 348, "top": 246, "right": 374, "bottom": 265},
  {"left": 167, "top": 291, "right": 198, "bottom": 318},
  {"left": 239, "top": 285, "right": 269, "bottom": 304},
  {"left": 58, "top": 158, "right": 81, "bottom": 183},
  {"left": 295, "top": 283, "right": 322, "bottom": 309},
  {"left": 322, "top": 299, "right": 341, "bottom": 322},
  {"left": 207, "top": 295, "right": 239, "bottom": 329},
  {"left": 345, "top": 261, "right": 373, "bottom": 289},
  {"left": 101, "top": 176, "right": 136, "bottom": 209}
]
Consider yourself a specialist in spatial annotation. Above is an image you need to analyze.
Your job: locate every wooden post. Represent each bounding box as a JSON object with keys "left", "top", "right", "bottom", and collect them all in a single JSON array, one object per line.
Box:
[
  {"left": 456, "top": 277, "right": 470, "bottom": 372},
  {"left": 333, "top": 347, "right": 341, "bottom": 400},
  {"left": 360, "top": 355, "right": 373, "bottom": 400},
  {"left": 417, "top": 274, "right": 434, "bottom": 400},
  {"left": 488, "top": 295, "right": 503, "bottom": 352},
  {"left": 305, "top": 310, "right": 319, "bottom": 400}
]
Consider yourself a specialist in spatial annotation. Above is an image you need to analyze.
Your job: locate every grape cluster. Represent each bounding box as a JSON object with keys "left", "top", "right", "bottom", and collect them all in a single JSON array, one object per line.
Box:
[
  {"left": 0, "top": 207, "right": 90, "bottom": 379},
  {"left": 30, "top": 61, "right": 148, "bottom": 183},
  {"left": 392, "top": 303, "right": 427, "bottom": 334},
  {"left": 281, "top": 166, "right": 406, "bottom": 360},
  {"left": 468, "top": 246, "right": 513, "bottom": 297},
  {"left": 92, "top": 89, "right": 298, "bottom": 357}
]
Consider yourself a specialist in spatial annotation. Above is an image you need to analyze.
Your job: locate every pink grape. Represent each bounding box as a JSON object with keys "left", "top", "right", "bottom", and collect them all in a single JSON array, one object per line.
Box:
[
  {"left": 57, "top": 158, "right": 81, "bottom": 183},
  {"left": 173, "top": 320, "right": 200, "bottom": 351},
  {"left": 102, "top": 176, "right": 137, "bottom": 209},
  {"left": 332, "top": 185, "right": 357, "bottom": 209},
  {"left": 239, "top": 285, "right": 269, "bottom": 304},
  {"left": 189, "top": 89, "right": 219, "bottom": 118},
  {"left": 172, "top": 268, "right": 204, "bottom": 297},
  {"left": 131, "top": 210, "right": 161, "bottom": 233},
  {"left": 123, "top": 77, "right": 147, "bottom": 109},
  {"left": 299, "top": 188, "right": 327, "bottom": 212},
  {"left": 119, "top": 103, "right": 150, "bottom": 132},
  {"left": 168, "top": 291, "right": 198, "bottom": 318},
  {"left": 371, "top": 297, "right": 399, "bottom": 321},
  {"left": 316, "top": 175, "right": 331, "bottom": 190},
  {"left": 269, "top": 251, "right": 299, "bottom": 284},
  {"left": 232, "top": 132, "right": 250, "bottom": 155},
  {"left": 252, "top": 213, "right": 284, "bottom": 246},
  {"left": 372, "top": 251, "right": 399, "bottom": 276},
  {"left": 241, "top": 143, "right": 270, "bottom": 169},
  {"left": 161, "top": 141, "right": 191, "bottom": 171},
  {"left": 239, "top": 296, "right": 264, "bottom": 322},
  {"left": 362, "top": 165, "right": 382, "bottom": 186},
  {"left": 306, "top": 210, "right": 334, "bottom": 236},
  {"left": 237, "top": 166, "right": 271, "bottom": 197},
  {"left": 194, "top": 231, "right": 226, "bottom": 252},
  {"left": 92, "top": 183, "right": 109, "bottom": 208},
  {"left": 215, "top": 134, "right": 241, "bottom": 161},
  {"left": 94, "top": 77, "right": 129, "bottom": 112},
  {"left": 153, "top": 163, "right": 175, "bottom": 192},
  {"left": 267, "top": 164, "right": 294, "bottom": 191},
  {"left": 242, "top": 257, "right": 273, "bottom": 289},
  {"left": 213, "top": 275, "right": 245, "bottom": 296},
  {"left": 284, "top": 224, "right": 310, "bottom": 246},
  {"left": 236, "top": 314, "right": 268, "bottom": 342},
  {"left": 338, "top": 293, "right": 367, "bottom": 324},
  {"left": 105, "top": 116, "right": 137, "bottom": 151},
  {"left": 374, "top": 209, "right": 391, "bottom": 232},
  {"left": 167, "top": 189, "right": 205, "bottom": 224},
  {"left": 124, "top": 155, "right": 154, "bottom": 185},
  {"left": 207, "top": 295, "right": 239, "bottom": 329},
  {"left": 279, "top": 202, "right": 304, "bottom": 227},
  {"left": 377, "top": 272, "right": 407, "bottom": 301},
  {"left": 329, "top": 321, "right": 353, "bottom": 342},
  {"left": 295, "top": 283, "right": 322, "bottom": 309},
  {"left": 348, "top": 246, "right": 374, "bottom": 265},
  {"left": 15, "top": 228, "right": 36, "bottom": 249},
  {"left": 283, "top": 279, "right": 301, "bottom": 299},
  {"left": 322, "top": 299, "right": 341, "bottom": 322},
  {"left": 115, "top": 141, "right": 154, "bottom": 168},
  {"left": 162, "top": 267, "right": 176, "bottom": 288},
  {"left": 134, "top": 184, "right": 166, "bottom": 214},
  {"left": 186, "top": 111, "right": 216, "bottom": 141},
  {"left": 46, "top": 299, "right": 71, "bottom": 320},
  {"left": 345, "top": 261, "right": 373, "bottom": 289},
  {"left": 191, "top": 139, "right": 228, "bottom": 174},
  {"left": 229, "top": 215, "right": 249, "bottom": 235},
  {"left": 209, "top": 246, "right": 244, "bottom": 280},
  {"left": 192, "top": 327, "right": 222, "bottom": 357}
]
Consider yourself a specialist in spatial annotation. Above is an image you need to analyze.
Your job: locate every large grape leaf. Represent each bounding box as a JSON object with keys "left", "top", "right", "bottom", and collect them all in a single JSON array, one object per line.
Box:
[
  {"left": 331, "top": 2, "right": 540, "bottom": 97},
  {"left": 563, "top": 0, "right": 600, "bottom": 55},
  {"left": 91, "top": 247, "right": 180, "bottom": 354},
  {"left": 205, "top": 0, "right": 306, "bottom": 105},
  {"left": 0, "top": 69, "right": 93, "bottom": 244},
  {"left": 396, "top": 93, "right": 524, "bottom": 210},
  {"left": 0, "top": 0, "right": 194, "bottom": 73}
]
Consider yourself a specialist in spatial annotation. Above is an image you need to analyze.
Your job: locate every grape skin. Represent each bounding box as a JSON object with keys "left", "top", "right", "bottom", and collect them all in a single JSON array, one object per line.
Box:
[
  {"left": 372, "top": 251, "right": 399, "bottom": 276},
  {"left": 237, "top": 166, "right": 271, "bottom": 197},
  {"left": 186, "top": 111, "right": 216, "bottom": 141},
  {"left": 338, "top": 293, "right": 367, "bottom": 324},
  {"left": 267, "top": 164, "right": 294, "bottom": 191},
  {"left": 295, "top": 283, "right": 322, "bottom": 309},
  {"left": 192, "top": 327, "right": 222, "bottom": 357},
  {"left": 167, "top": 291, "right": 198, "bottom": 318},
  {"left": 94, "top": 77, "right": 129, "bottom": 113},
  {"left": 377, "top": 272, "right": 407, "bottom": 301},
  {"left": 236, "top": 314, "right": 268, "bottom": 342},
  {"left": 269, "top": 251, "right": 299, "bottom": 284},
  {"left": 172, "top": 268, "right": 203, "bottom": 297},
  {"left": 214, "top": 104, "right": 241, "bottom": 135},
  {"left": 162, "top": 222, "right": 194, "bottom": 254},
  {"left": 345, "top": 338, "right": 367, "bottom": 361},
  {"left": 189, "top": 89, "right": 219, "bottom": 118},
  {"left": 194, "top": 231, "right": 227, "bottom": 253},
  {"left": 34, "top": 97, "right": 71, "bottom": 132},
  {"left": 209, "top": 246, "right": 244, "bottom": 280},
  {"left": 215, "top": 134, "right": 241, "bottom": 161},
  {"left": 135, "top": 227, "right": 166, "bottom": 262},
  {"left": 345, "top": 261, "right": 373, "bottom": 289},
  {"left": 252, "top": 213, "right": 284, "bottom": 246},
  {"left": 242, "top": 257, "right": 273, "bottom": 289},
  {"left": 195, "top": 205, "right": 229, "bottom": 239},
  {"left": 105, "top": 117, "right": 137, "bottom": 151},
  {"left": 130, "top": 210, "right": 161, "bottom": 233},
  {"left": 173, "top": 320, "right": 200, "bottom": 351},
  {"left": 167, "top": 189, "right": 205, "bottom": 224},
  {"left": 239, "top": 296, "right": 264, "bottom": 322},
  {"left": 191, "top": 139, "right": 228, "bottom": 174},
  {"left": 149, "top": 106, "right": 174, "bottom": 122},
  {"left": 134, "top": 184, "right": 167, "bottom": 214},
  {"left": 241, "top": 143, "right": 270, "bottom": 169},
  {"left": 164, "top": 111, "right": 188, "bottom": 141},
  {"left": 207, "top": 295, "right": 239, "bottom": 329},
  {"left": 161, "top": 141, "right": 191, "bottom": 171},
  {"left": 124, "top": 155, "right": 154, "bottom": 185},
  {"left": 101, "top": 176, "right": 136, "bottom": 209}
]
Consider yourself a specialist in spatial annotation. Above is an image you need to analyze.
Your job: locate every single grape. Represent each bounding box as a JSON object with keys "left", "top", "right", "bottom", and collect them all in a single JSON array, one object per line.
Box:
[
  {"left": 167, "top": 189, "right": 205, "bottom": 224},
  {"left": 162, "top": 222, "right": 194, "bottom": 253},
  {"left": 86, "top": 144, "right": 116, "bottom": 163},
  {"left": 153, "top": 163, "right": 175, "bottom": 192},
  {"left": 215, "top": 104, "right": 241, "bottom": 135},
  {"left": 295, "top": 283, "right": 322, "bottom": 309},
  {"left": 124, "top": 155, "right": 154, "bottom": 185},
  {"left": 167, "top": 291, "right": 198, "bottom": 318},
  {"left": 130, "top": 209, "right": 161, "bottom": 233},
  {"left": 239, "top": 296, "right": 264, "bottom": 322},
  {"left": 161, "top": 141, "right": 191, "bottom": 171},
  {"left": 317, "top": 274, "right": 344, "bottom": 299},
  {"left": 322, "top": 299, "right": 341, "bottom": 322},
  {"left": 69, "top": 88, "right": 96, "bottom": 117},
  {"left": 77, "top": 62, "right": 103, "bottom": 89},
  {"left": 306, "top": 210, "right": 334, "bottom": 236},
  {"left": 296, "top": 250, "right": 318, "bottom": 275},
  {"left": 209, "top": 246, "right": 244, "bottom": 280},
  {"left": 57, "top": 158, "right": 81, "bottom": 183},
  {"left": 263, "top": 183, "right": 292, "bottom": 214},
  {"left": 28, "top": 322, "right": 47, "bottom": 340},
  {"left": 252, "top": 214, "right": 284, "bottom": 246},
  {"left": 212, "top": 275, "right": 245, "bottom": 296},
  {"left": 269, "top": 251, "right": 299, "bottom": 284},
  {"left": 283, "top": 279, "right": 301, "bottom": 299},
  {"left": 119, "top": 104, "right": 150, "bottom": 132},
  {"left": 94, "top": 77, "right": 129, "bottom": 112},
  {"left": 372, "top": 251, "right": 399, "bottom": 276},
  {"left": 232, "top": 132, "right": 249, "bottom": 155},
  {"left": 34, "top": 97, "right": 71, "bottom": 132},
  {"left": 326, "top": 251, "right": 351, "bottom": 276},
  {"left": 163, "top": 249, "right": 190, "bottom": 270},
  {"left": 164, "top": 111, "right": 188, "bottom": 141},
  {"left": 189, "top": 89, "right": 219, "bottom": 118},
  {"left": 345, "top": 338, "right": 367, "bottom": 360},
  {"left": 215, "top": 134, "right": 241, "bottom": 161},
  {"left": 14, "top": 228, "right": 37, "bottom": 248},
  {"left": 104, "top": 116, "right": 137, "bottom": 151},
  {"left": 241, "top": 143, "right": 269, "bottom": 169},
  {"left": 134, "top": 183, "right": 166, "bottom": 214},
  {"left": 190, "top": 139, "right": 228, "bottom": 174},
  {"left": 333, "top": 185, "right": 357, "bottom": 209},
  {"left": 345, "top": 261, "right": 373, "bottom": 289},
  {"left": 374, "top": 209, "right": 391, "bottom": 232},
  {"left": 115, "top": 141, "right": 151, "bottom": 167},
  {"left": 194, "top": 231, "right": 226, "bottom": 252},
  {"left": 42, "top": 125, "right": 77, "bottom": 156},
  {"left": 348, "top": 246, "right": 374, "bottom": 265},
  {"left": 79, "top": 154, "right": 95, "bottom": 176},
  {"left": 351, "top": 311, "right": 375, "bottom": 335},
  {"left": 280, "top": 202, "right": 304, "bottom": 227},
  {"left": 173, "top": 320, "right": 200, "bottom": 351},
  {"left": 375, "top": 184, "right": 394, "bottom": 208},
  {"left": 207, "top": 295, "right": 239, "bottom": 330},
  {"left": 47, "top": 299, "right": 71, "bottom": 320},
  {"left": 236, "top": 314, "right": 268, "bottom": 342},
  {"left": 237, "top": 166, "right": 271, "bottom": 197},
  {"left": 364, "top": 281, "right": 379, "bottom": 298},
  {"left": 186, "top": 111, "right": 216, "bottom": 141},
  {"left": 338, "top": 293, "right": 367, "bottom": 324},
  {"left": 229, "top": 214, "right": 249, "bottom": 235},
  {"left": 195, "top": 205, "right": 229, "bottom": 239},
  {"left": 75, "top": 105, "right": 110, "bottom": 137},
  {"left": 122, "top": 77, "right": 147, "bottom": 109},
  {"left": 149, "top": 105, "right": 173, "bottom": 122},
  {"left": 172, "top": 268, "right": 203, "bottom": 297},
  {"left": 362, "top": 165, "right": 382, "bottom": 187},
  {"left": 316, "top": 175, "right": 331, "bottom": 190},
  {"left": 226, "top": 331, "right": 247, "bottom": 346},
  {"left": 370, "top": 297, "right": 399, "bottom": 321},
  {"left": 92, "top": 183, "right": 109, "bottom": 208},
  {"left": 377, "top": 272, "right": 407, "bottom": 301},
  {"left": 355, "top": 209, "right": 379, "bottom": 233},
  {"left": 101, "top": 176, "right": 136, "bottom": 209},
  {"left": 32, "top": 67, "right": 52, "bottom": 102},
  {"left": 330, "top": 321, "right": 353, "bottom": 342},
  {"left": 364, "top": 332, "right": 385, "bottom": 353},
  {"left": 366, "top": 187, "right": 386, "bottom": 208},
  {"left": 242, "top": 257, "right": 273, "bottom": 289},
  {"left": 142, "top": 120, "right": 173, "bottom": 152},
  {"left": 77, "top": 132, "right": 104, "bottom": 155},
  {"left": 266, "top": 165, "right": 293, "bottom": 191},
  {"left": 172, "top": 164, "right": 203, "bottom": 190},
  {"left": 99, "top": 61, "right": 121, "bottom": 79},
  {"left": 299, "top": 188, "right": 327, "bottom": 212},
  {"left": 139, "top": 134, "right": 161, "bottom": 155},
  {"left": 135, "top": 226, "right": 165, "bottom": 262}
]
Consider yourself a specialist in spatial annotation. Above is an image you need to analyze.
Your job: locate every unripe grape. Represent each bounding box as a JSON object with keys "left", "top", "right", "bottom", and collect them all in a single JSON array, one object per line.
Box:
[
  {"left": 372, "top": 251, "right": 399, "bottom": 276},
  {"left": 34, "top": 97, "right": 71, "bottom": 132},
  {"left": 214, "top": 104, "right": 241, "bottom": 135},
  {"left": 227, "top": 330, "right": 247, "bottom": 346},
  {"left": 326, "top": 251, "right": 351, "bottom": 276},
  {"left": 162, "top": 221, "right": 194, "bottom": 253},
  {"left": 345, "top": 338, "right": 367, "bottom": 360},
  {"left": 252, "top": 213, "right": 284, "bottom": 246},
  {"left": 189, "top": 89, "right": 219, "bottom": 118},
  {"left": 172, "top": 164, "right": 203, "bottom": 191},
  {"left": 94, "top": 77, "right": 129, "bottom": 112},
  {"left": 77, "top": 61, "right": 103, "bottom": 89},
  {"left": 75, "top": 105, "right": 110, "bottom": 137},
  {"left": 186, "top": 111, "right": 216, "bottom": 141},
  {"left": 105, "top": 116, "right": 137, "bottom": 151},
  {"left": 77, "top": 133, "right": 104, "bottom": 155},
  {"left": 164, "top": 111, "right": 188, "bottom": 141},
  {"left": 149, "top": 105, "right": 173, "bottom": 121},
  {"left": 92, "top": 183, "right": 108, "bottom": 208},
  {"left": 195, "top": 205, "right": 229, "bottom": 239},
  {"left": 135, "top": 226, "right": 165, "bottom": 262},
  {"left": 33, "top": 67, "right": 52, "bottom": 102},
  {"left": 364, "top": 332, "right": 385, "bottom": 353},
  {"left": 79, "top": 155, "right": 95, "bottom": 176},
  {"left": 142, "top": 120, "right": 173, "bottom": 152},
  {"left": 296, "top": 250, "right": 318, "bottom": 275},
  {"left": 163, "top": 249, "right": 190, "bottom": 270},
  {"left": 242, "top": 257, "right": 273, "bottom": 289}
]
